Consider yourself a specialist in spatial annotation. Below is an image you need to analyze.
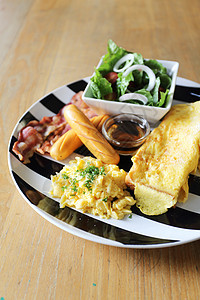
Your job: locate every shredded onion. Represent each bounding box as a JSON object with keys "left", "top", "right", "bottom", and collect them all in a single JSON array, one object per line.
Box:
[
  {"left": 119, "top": 93, "right": 148, "bottom": 105},
  {"left": 123, "top": 64, "right": 156, "bottom": 91},
  {"left": 113, "top": 54, "right": 135, "bottom": 73}
]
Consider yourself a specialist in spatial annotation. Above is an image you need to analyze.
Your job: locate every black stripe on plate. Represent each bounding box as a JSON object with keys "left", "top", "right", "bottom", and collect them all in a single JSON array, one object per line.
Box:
[
  {"left": 21, "top": 154, "right": 64, "bottom": 179},
  {"left": 9, "top": 136, "right": 18, "bottom": 154},
  {"left": 40, "top": 93, "right": 66, "bottom": 114},
  {"left": 15, "top": 150, "right": 200, "bottom": 231},
  {"left": 15, "top": 147, "right": 133, "bottom": 180},
  {"left": 16, "top": 148, "right": 200, "bottom": 198},
  {"left": 174, "top": 85, "right": 200, "bottom": 103},
  {"left": 12, "top": 171, "right": 178, "bottom": 246},
  {"left": 67, "top": 80, "right": 88, "bottom": 93},
  {"left": 131, "top": 205, "right": 200, "bottom": 230},
  {"left": 9, "top": 144, "right": 92, "bottom": 180},
  {"left": 189, "top": 174, "right": 200, "bottom": 196},
  {"left": 13, "top": 146, "right": 96, "bottom": 180},
  {"left": 19, "top": 111, "right": 39, "bottom": 124},
  {"left": 9, "top": 137, "right": 62, "bottom": 178}
]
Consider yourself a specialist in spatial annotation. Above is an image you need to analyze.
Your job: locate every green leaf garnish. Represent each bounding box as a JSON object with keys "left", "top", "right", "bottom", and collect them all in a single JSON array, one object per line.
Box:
[
  {"left": 90, "top": 69, "right": 112, "bottom": 99},
  {"left": 116, "top": 71, "right": 134, "bottom": 97}
]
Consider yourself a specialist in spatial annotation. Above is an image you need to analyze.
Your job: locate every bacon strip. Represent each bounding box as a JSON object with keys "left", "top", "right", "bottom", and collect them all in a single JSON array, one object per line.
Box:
[{"left": 12, "top": 91, "right": 97, "bottom": 163}]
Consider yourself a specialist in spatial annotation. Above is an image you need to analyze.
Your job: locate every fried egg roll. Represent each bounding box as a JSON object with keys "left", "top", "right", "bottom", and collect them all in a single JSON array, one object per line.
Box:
[{"left": 125, "top": 101, "right": 200, "bottom": 215}]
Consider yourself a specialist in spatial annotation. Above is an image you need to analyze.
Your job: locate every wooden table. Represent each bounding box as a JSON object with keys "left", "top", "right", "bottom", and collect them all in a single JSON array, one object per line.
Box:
[{"left": 1, "top": 0, "right": 200, "bottom": 299}]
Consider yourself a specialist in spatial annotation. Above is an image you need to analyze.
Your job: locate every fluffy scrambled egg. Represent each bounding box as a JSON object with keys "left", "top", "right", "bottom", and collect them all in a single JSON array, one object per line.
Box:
[{"left": 50, "top": 156, "right": 135, "bottom": 219}]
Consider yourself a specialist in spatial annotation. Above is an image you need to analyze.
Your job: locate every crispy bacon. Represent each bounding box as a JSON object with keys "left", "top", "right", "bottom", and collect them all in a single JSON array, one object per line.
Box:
[
  {"left": 12, "top": 91, "right": 97, "bottom": 163},
  {"left": 12, "top": 126, "right": 43, "bottom": 164}
]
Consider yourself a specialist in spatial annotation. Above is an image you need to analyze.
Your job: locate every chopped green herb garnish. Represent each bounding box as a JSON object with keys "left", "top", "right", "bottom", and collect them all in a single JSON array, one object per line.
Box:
[
  {"left": 62, "top": 173, "right": 69, "bottom": 180},
  {"left": 84, "top": 179, "right": 92, "bottom": 191},
  {"left": 76, "top": 163, "right": 106, "bottom": 191},
  {"left": 102, "top": 197, "right": 108, "bottom": 202},
  {"left": 71, "top": 185, "right": 78, "bottom": 192},
  {"left": 61, "top": 185, "right": 68, "bottom": 190},
  {"left": 61, "top": 162, "right": 107, "bottom": 194},
  {"left": 99, "top": 166, "right": 106, "bottom": 175}
]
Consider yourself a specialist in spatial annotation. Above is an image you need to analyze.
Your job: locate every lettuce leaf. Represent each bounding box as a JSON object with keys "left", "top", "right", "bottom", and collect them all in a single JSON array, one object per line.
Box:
[
  {"left": 133, "top": 53, "right": 144, "bottom": 65},
  {"left": 89, "top": 40, "right": 172, "bottom": 107},
  {"left": 90, "top": 81, "right": 102, "bottom": 99},
  {"left": 151, "top": 77, "right": 161, "bottom": 105},
  {"left": 132, "top": 70, "right": 143, "bottom": 87},
  {"left": 116, "top": 71, "right": 134, "bottom": 97},
  {"left": 90, "top": 69, "right": 113, "bottom": 99},
  {"left": 98, "top": 40, "right": 127, "bottom": 76},
  {"left": 144, "top": 59, "right": 167, "bottom": 75},
  {"left": 157, "top": 89, "right": 170, "bottom": 107},
  {"left": 159, "top": 73, "right": 172, "bottom": 89},
  {"left": 121, "top": 89, "right": 154, "bottom": 105},
  {"left": 135, "top": 89, "right": 154, "bottom": 105}
]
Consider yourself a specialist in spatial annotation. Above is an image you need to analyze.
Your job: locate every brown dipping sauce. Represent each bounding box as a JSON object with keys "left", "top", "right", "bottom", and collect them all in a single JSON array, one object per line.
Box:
[{"left": 102, "top": 114, "right": 150, "bottom": 155}]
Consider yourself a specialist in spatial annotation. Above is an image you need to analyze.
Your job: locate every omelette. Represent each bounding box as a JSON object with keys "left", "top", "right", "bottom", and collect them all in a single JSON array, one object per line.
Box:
[{"left": 125, "top": 101, "right": 200, "bottom": 215}]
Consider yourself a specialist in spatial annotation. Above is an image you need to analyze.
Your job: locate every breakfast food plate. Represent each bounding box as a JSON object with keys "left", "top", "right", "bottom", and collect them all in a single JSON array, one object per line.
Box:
[{"left": 8, "top": 76, "right": 200, "bottom": 249}]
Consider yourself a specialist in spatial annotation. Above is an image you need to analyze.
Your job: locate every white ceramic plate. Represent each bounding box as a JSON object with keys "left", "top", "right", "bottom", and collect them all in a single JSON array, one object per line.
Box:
[{"left": 8, "top": 77, "right": 200, "bottom": 249}]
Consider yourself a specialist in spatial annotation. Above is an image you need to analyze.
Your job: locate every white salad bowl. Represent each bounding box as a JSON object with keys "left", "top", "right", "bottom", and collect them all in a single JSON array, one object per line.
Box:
[{"left": 82, "top": 58, "right": 179, "bottom": 124}]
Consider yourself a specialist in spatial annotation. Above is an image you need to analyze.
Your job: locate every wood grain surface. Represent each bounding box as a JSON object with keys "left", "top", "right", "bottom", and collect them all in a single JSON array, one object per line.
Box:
[{"left": 1, "top": 0, "right": 200, "bottom": 299}]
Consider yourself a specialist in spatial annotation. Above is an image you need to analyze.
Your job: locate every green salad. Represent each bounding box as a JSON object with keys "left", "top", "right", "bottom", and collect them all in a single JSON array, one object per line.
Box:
[{"left": 90, "top": 40, "right": 172, "bottom": 107}]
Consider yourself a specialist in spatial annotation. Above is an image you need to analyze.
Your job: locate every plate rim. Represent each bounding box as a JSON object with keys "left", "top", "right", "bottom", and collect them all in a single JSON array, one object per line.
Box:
[{"left": 8, "top": 76, "right": 200, "bottom": 249}]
